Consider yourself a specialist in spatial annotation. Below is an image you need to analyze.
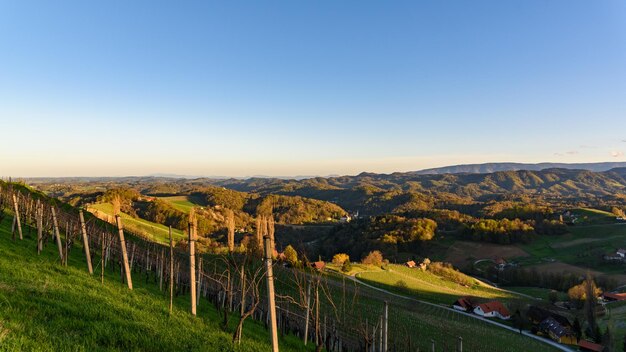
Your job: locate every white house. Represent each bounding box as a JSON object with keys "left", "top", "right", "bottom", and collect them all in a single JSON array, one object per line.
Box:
[
  {"left": 473, "top": 301, "right": 511, "bottom": 320},
  {"left": 617, "top": 249, "right": 626, "bottom": 258}
]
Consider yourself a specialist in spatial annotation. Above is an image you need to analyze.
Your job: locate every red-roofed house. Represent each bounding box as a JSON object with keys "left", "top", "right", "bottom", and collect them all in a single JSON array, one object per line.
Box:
[
  {"left": 473, "top": 301, "right": 511, "bottom": 320},
  {"left": 603, "top": 292, "right": 626, "bottom": 302},
  {"left": 311, "top": 261, "right": 326, "bottom": 271},
  {"left": 578, "top": 340, "right": 602, "bottom": 352},
  {"left": 452, "top": 297, "right": 474, "bottom": 312},
  {"left": 405, "top": 260, "right": 416, "bottom": 268}
]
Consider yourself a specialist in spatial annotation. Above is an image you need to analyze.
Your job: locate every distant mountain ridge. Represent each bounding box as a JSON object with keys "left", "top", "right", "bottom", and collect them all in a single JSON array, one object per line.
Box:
[{"left": 413, "top": 162, "right": 626, "bottom": 175}]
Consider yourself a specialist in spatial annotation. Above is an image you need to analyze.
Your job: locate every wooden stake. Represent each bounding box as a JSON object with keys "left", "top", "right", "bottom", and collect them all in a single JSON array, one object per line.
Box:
[
  {"left": 383, "top": 301, "right": 388, "bottom": 352},
  {"left": 197, "top": 257, "right": 202, "bottom": 307},
  {"left": 304, "top": 279, "right": 311, "bottom": 345},
  {"left": 264, "top": 236, "right": 279, "bottom": 352},
  {"left": 115, "top": 215, "right": 133, "bottom": 290},
  {"left": 169, "top": 226, "right": 174, "bottom": 315},
  {"left": 12, "top": 194, "right": 23, "bottom": 240},
  {"left": 51, "top": 207, "right": 64, "bottom": 263},
  {"left": 36, "top": 202, "right": 43, "bottom": 254},
  {"left": 189, "top": 221, "right": 197, "bottom": 316},
  {"left": 101, "top": 233, "right": 105, "bottom": 284},
  {"left": 79, "top": 210, "right": 94, "bottom": 274}
]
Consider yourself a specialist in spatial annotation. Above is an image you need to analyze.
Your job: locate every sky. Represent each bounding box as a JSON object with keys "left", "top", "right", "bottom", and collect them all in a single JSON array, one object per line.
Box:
[{"left": 1, "top": 1, "right": 625, "bottom": 177}]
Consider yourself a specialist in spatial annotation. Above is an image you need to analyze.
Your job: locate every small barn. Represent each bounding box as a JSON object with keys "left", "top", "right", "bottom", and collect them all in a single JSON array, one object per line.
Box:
[
  {"left": 405, "top": 260, "right": 416, "bottom": 268},
  {"left": 311, "top": 261, "right": 326, "bottom": 271},
  {"left": 452, "top": 297, "right": 474, "bottom": 312}
]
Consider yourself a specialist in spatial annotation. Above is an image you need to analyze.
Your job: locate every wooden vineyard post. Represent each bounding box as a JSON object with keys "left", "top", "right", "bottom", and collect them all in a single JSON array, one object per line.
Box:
[
  {"left": 101, "top": 233, "right": 105, "bottom": 284},
  {"left": 264, "top": 236, "right": 279, "bottom": 352},
  {"left": 189, "top": 217, "right": 197, "bottom": 316},
  {"left": 169, "top": 226, "right": 174, "bottom": 315},
  {"left": 457, "top": 336, "right": 462, "bottom": 352},
  {"left": 12, "top": 194, "right": 23, "bottom": 240},
  {"left": 64, "top": 221, "right": 69, "bottom": 266},
  {"left": 431, "top": 339, "right": 435, "bottom": 352},
  {"left": 383, "top": 301, "right": 388, "bottom": 352},
  {"left": 304, "top": 279, "right": 311, "bottom": 345},
  {"left": 115, "top": 214, "right": 133, "bottom": 290},
  {"left": 196, "top": 257, "right": 202, "bottom": 308},
  {"left": 51, "top": 207, "right": 64, "bottom": 264},
  {"left": 36, "top": 202, "right": 43, "bottom": 254},
  {"left": 79, "top": 210, "right": 93, "bottom": 274},
  {"left": 379, "top": 315, "right": 383, "bottom": 352}
]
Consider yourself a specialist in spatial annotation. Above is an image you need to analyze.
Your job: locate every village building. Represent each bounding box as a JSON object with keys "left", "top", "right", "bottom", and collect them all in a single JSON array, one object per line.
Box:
[
  {"left": 617, "top": 248, "right": 626, "bottom": 258},
  {"left": 578, "top": 340, "right": 603, "bottom": 352},
  {"left": 602, "top": 292, "right": 626, "bottom": 302},
  {"left": 527, "top": 306, "right": 571, "bottom": 328},
  {"left": 473, "top": 301, "right": 511, "bottom": 320},
  {"left": 537, "top": 317, "right": 577, "bottom": 345},
  {"left": 311, "top": 261, "right": 326, "bottom": 271},
  {"left": 405, "top": 260, "right": 416, "bottom": 268},
  {"left": 452, "top": 297, "right": 474, "bottom": 312}
]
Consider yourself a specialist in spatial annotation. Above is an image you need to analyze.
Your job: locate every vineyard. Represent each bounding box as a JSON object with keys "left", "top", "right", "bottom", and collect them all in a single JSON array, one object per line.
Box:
[{"left": 0, "top": 182, "right": 562, "bottom": 352}]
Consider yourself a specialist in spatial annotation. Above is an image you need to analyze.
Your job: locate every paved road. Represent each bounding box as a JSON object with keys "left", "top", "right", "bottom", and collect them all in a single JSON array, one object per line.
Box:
[{"left": 344, "top": 272, "right": 575, "bottom": 352}]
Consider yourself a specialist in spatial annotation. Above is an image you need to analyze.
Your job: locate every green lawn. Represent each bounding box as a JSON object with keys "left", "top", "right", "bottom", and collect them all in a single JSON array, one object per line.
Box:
[
  {"left": 570, "top": 208, "right": 617, "bottom": 225},
  {"left": 0, "top": 215, "right": 311, "bottom": 352},
  {"left": 88, "top": 202, "right": 186, "bottom": 244},
  {"left": 157, "top": 196, "right": 199, "bottom": 214},
  {"left": 353, "top": 264, "right": 524, "bottom": 305}
]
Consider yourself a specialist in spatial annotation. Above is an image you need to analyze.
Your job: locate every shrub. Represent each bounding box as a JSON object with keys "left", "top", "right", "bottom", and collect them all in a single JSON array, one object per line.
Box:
[{"left": 341, "top": 260, "right": 352, "bottom": 273}]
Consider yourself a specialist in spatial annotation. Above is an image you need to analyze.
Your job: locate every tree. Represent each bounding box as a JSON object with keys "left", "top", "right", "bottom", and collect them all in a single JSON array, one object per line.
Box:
[
  {"left": 341, "top": 259, "right": 352, "bottom": 273},
  {"left": 362, "top": 250, "right": 383, "bottom": 266},
  {"left": 283, "top": 245, "right": 298, "bottom": 266},
  {"left": 332, "top": 253, "right": 349, "bottom": 265},
  {"left": 573, "top": 317, "right": 582, "bottom": 342},
  {"left": 548, "top": 290, "right": 558, "bottom": 305}
]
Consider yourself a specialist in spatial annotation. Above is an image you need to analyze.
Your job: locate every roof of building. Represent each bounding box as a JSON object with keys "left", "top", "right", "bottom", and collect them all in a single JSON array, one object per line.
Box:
[
  {"left": 578, "top": 340, "right": 603, "bottom": 352},
  {"left": 453, "top": 297, "right": 473, "bottom": 309},
  {"left": 603, "top": 292, "right": 626, "bottom": 301},
  {"left": 538, "top": 317, "right": 573, "bottom": 338},
  {"left": 617, "top": 248, "right": 626, "bottom": 254},
  {"left": 406, "top": 260, "right": 416, "bottom": 267},
  {"left": 311, "top": 261, "right": 325, "bottom": 270},
  {"left": 494, "top": 258, "right": 506, "bottom": 265},
  {"left": 477, "top": 301, "right": 510, "bottom": 317},
  {"left": 527, "top": 306, "right": 571, "bottom": 327}
]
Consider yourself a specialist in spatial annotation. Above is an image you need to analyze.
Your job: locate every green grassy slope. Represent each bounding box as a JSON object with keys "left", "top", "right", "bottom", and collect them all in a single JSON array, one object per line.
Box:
[
  {"left": 157, "top": 196, "right": 199, "bottom": 214},
  {"left": 88, "top": 202, "right": 186, "bottom": 244},
  {"left": 0, "top": 215, "right": 310, "bottom": 352},
  {"left": 353, "top": 264, "right": 522, "bottom": 305}
]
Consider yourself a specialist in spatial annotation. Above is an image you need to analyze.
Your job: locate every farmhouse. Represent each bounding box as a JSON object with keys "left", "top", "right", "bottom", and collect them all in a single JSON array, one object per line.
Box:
[
  {"left": 578, "top": 340, "right": 603, "bottom": 352},
  {"left": 602, "top": 292, "right": 626, "bottom": 302},
  {"left": 527, "top": 306, "right": 571, "bottom": 328},
  {"left": 405, "top": 260, "right": 416, "bottom": 268},
  {"left": 452, "top": 297, "right": 474, "bottom": 312},
  {"left": 473, "top": 301, "right": 510, "bottom": 320},
  {"left": 617, "top": 248, "right": 626, "bottom": 258},
  {"left": 537, "top": 317, "right": 577, "bottom": 345}
]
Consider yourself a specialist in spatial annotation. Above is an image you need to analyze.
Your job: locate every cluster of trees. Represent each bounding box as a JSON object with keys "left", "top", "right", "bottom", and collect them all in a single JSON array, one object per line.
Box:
[
  {"left": 321, "top": 215, "right": 437, "bottom": 262},
  {"left": 467, "top": 218, "right": 536, "bottom": 244}
]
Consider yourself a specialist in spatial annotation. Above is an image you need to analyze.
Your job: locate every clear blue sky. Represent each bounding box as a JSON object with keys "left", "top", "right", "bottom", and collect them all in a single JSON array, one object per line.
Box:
[{"left": 1, "top": 1, "right": 625, "bottom": 177}]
